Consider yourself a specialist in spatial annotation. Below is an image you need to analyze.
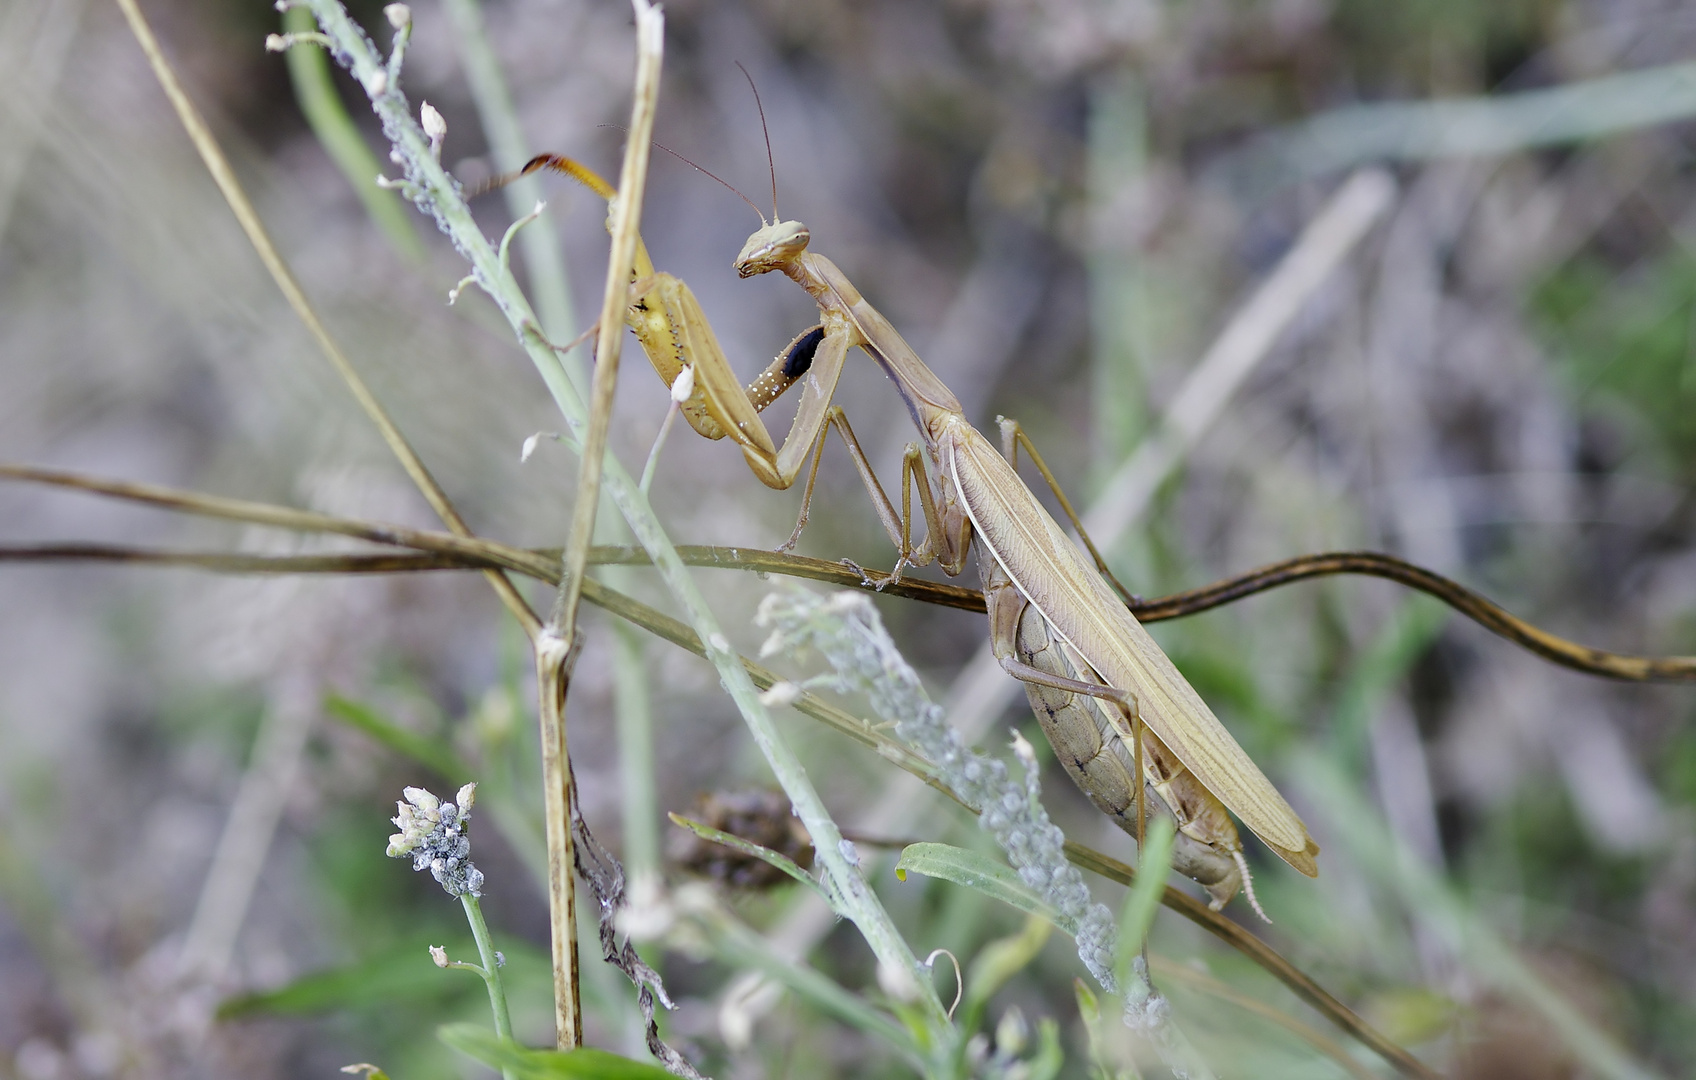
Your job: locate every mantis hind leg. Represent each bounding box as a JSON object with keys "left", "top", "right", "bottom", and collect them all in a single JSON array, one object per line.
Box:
[{"left": 995, "top": 417, "right": 1137, "bottom": 608}]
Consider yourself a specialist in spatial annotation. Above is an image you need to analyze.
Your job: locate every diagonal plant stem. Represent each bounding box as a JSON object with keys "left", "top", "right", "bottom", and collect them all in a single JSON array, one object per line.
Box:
[
  {"left": 1215, "top": 60, "right": 1696, "bottom": 196},
  {"left": 280, "top": 3, "right": 423, "bottom": 259},
  {"left": 549, "top": 4, "right": 660, "bottom": 645}
]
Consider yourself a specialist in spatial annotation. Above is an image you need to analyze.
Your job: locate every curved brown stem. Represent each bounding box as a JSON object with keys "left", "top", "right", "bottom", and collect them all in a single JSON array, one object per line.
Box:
[
  {"left": 1126, "top": 550, "right": 1696, "bottom": 682},
  {"left": 3, "top": 467, "right": 1693, "bottom": 685}
]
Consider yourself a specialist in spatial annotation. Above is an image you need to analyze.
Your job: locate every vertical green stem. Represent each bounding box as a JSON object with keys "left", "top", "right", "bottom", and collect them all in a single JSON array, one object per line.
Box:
[
  {"left": 281, "top": 4, "right": 425, "bottom": 260},
  {"left": 460, "top": 894, "right": 517, "bottom": 1078},
  {"left": 612, "top": 617, "right": 660, "bottom": 882}
]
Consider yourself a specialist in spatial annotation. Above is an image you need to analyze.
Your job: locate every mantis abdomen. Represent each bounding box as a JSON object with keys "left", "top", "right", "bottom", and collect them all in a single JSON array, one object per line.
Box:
[{"left": 984, "top": 557, "right": 1262, "bottom": 914}]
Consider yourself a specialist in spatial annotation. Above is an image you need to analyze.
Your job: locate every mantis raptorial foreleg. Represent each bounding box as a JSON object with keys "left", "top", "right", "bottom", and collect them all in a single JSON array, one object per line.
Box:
[
  {"left": 498, "top": 156, "right": 820, "bottom": 475},
  {"left": 501, "top": 155, "right": 949, "bottom": 563}
]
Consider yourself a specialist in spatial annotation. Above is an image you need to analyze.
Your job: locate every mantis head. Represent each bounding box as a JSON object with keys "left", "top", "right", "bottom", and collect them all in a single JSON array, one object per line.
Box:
[{"left": 735, "top": 220, "right": 810, "bottom": 277}]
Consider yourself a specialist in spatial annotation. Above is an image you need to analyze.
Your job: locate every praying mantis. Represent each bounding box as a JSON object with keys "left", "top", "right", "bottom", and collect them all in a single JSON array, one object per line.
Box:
[{"left": 498, "top": 152, "right": 1320, "bottom": 912}]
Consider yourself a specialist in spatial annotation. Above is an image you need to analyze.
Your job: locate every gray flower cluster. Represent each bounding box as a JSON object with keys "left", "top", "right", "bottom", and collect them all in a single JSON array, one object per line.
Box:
[
  {"left": 756, "top": 588, "right": 1119, "bottom": 992},
  {"left": 387, "top": 783, "right": 484, "bottom": 898}
]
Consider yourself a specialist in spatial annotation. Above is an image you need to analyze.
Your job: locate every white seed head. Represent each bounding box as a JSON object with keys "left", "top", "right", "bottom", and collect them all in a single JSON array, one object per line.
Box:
[
  {"left": 995, "top": 1007, "right": 1029, "bottom": 1056},
  {"left": 1010, "top": 728, "right": 1038, "bottom": 771},
  {"left": 837, "top": 838, "right": 861, "bottom": 867},
  {"left": 365, "top": 68, "right": 388, "bottom": 96},
  {"left": 521, "top": 432, "right": 542, "bottom": 462},
  {"left": 420, "top": 101, "right": 446, "bottom": 157},
  {"left": 384, "top": 3, "right": 412, "bottom": 29},
  {"left": 616, "top": 871, "right": 674, "bottom": 942},
  {"left": 455, "top": 782, "right": 476, "bottom": 813},
  {"left": 670, "top": 365, "right": 695, "bottom": 403},
  {"left": 264, "top": 34, "right": 288, "bottom": 53},
  {"left": 876, "top": 958, "right": 922, "bottom": 1003},
  {"left": 758, "top": 680, "right": 802, "bottom": 708},
  {"left": 429, "top": 945, "right": 448, "bottom": 968}
]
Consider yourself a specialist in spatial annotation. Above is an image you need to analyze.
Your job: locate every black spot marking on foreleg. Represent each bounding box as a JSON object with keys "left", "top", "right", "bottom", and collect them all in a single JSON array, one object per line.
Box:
[{"left": 782, "top": 325, "right": 826, "bottom": 378}]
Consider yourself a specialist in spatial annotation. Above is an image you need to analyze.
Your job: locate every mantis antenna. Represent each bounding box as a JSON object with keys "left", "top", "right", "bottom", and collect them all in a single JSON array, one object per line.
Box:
[
  {"left": 644, "top": 138, "right": 768, "bottom": 226},
  {"left": 735, "top": 60, "right": 779, "bottom": 223}
]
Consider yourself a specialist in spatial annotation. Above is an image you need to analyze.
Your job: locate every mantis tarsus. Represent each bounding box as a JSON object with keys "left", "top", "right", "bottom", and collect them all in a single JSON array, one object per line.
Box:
[{"left": 498, "top": 152, "right": 1321, "bottom": 912}]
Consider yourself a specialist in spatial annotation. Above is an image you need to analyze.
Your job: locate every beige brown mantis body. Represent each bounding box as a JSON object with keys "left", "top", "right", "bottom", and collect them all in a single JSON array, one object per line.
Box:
[
  {"left": 984, "top": 544, "right": 1259, "bottom": 914},
  {"left": 505, "top": 155, "right": 1320, "bottom": 908}
]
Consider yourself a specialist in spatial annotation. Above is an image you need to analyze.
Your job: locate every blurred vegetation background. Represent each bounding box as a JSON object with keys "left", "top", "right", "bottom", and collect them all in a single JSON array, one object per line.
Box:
[{"left": 2, "top": 0, "right": 1696, "bottom": 1076}]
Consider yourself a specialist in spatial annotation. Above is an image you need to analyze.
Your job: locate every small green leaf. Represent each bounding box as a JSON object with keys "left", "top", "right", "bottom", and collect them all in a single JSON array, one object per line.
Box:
[
  {"left": 1075, "top": 978, "right": 1139, "bottom": 1080},
  {"left": 894, "top": 843, "right": 1059, "bottom": 925},
  {"left": 438, "top": 1024, "right": 680, "bottom": 1078}
]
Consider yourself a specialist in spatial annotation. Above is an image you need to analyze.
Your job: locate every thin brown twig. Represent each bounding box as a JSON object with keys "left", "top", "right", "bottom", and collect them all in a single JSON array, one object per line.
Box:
[
  {"left": 550, "top": 1, "right": 662, "bottom": 644},
  {"left": 0, "top": 545, "right": 480, "bottom": 575},
  {"left": 1126, "top": 550, "right": 1696, "bottom": 682},
  {"left": 0, "top": 464, "right": 559, "bottom": 581},
  {"left": 591, "top": 544, "right": 1696, "bottom": 682},
  {"left": 5, "top": 463, "right": 1695, "bottom": 686},
  {"left": 538, "top": 5, "right": 662, "bottom": 1047}
]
